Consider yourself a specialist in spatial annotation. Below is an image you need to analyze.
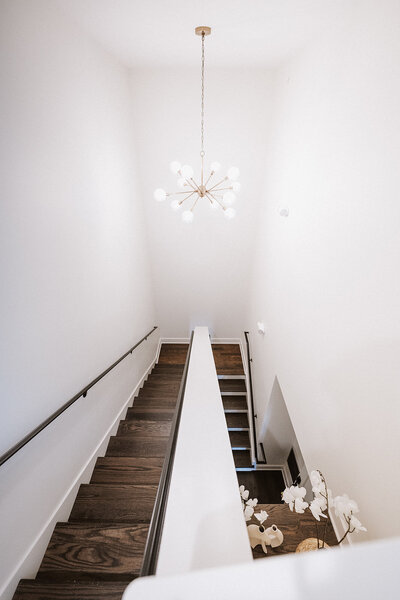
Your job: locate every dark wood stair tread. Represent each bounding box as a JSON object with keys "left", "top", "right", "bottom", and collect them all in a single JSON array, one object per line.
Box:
[
  {"left": 233, "top": 450, "right": 252, "bottom": 468},
  {"left": 13, "top": 580, "right": 128, "bottom": 600},
  {"left": 125, "top": 406, "right": 175, "bottom": 419},
  {"left": 135, "top": 393, "right": 178, "bottom": 404},
  {"left": 106, "top": 435, "right": 168, "bottom": 457},
  {"left": 157, "top": 344, "right": 188, "bottom": 364},
  {"left": 117, "top": 419, "right": 172, "bottom": 436},
  {"left": 219, "top": 379, "right": 247, "bottom": 393},
  {"left": 225, "top": 413, "right": 249, "bottom": 429},
  {"left": 212, "top": 344, "right": 245, "bottom": 376},
  {"left": 229, "top": 430, "right": 250, "bottom": 448},
  {"left": 222, "top": 395, "right": 248, "bottom": 411},
  {"left": 90, "top": 457, "right": 163, "bottom": 485},
  {"left": 69, "top": 484, "right": 157, "bottom": 523},
  {"left": 38, "top": 523, "right": 148, "bottom": 580}
]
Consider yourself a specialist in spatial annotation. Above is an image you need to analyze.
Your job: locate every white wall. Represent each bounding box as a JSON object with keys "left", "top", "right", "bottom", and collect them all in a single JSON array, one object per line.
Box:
[
  {"left": 130, "top": 66, "right": 274, "bottom": 338},
  {"left": 247, "top": 0, "right": 400, "bottom": 542},
  {"left": 0, "top": 1, "right": 157, "bottom": 597}
]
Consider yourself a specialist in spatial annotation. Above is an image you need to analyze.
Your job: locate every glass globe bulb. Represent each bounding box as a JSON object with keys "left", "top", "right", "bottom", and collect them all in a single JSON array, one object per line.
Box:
[
  {"left": 210, "top": 161, "right": 221, "bottom": 173},
  {"left": 177, "top": 177, "right": 186, "bottom": 189},
  {"left": 223, "top": 191, "right": 236, "bottom": 206},
  {"left": 182, "top": 210, "right": 194, "bottom": 223},
  {"left": 227, "top": 166, "right": 240, "bottom": 181},
  {"left": 181, "top": 164, "right": 194, "bottom": 179},
  {"left": 171, "top": 199, "right": 181, "bottom": 211},
  {"left": 224, "top": 207, "right": 236, "bottom": 220},
  {"left": 209, "top": 199, "right": 219, "bottom": 210},
  {"left": 232, "top": 181, "right": 241, "bottom": 193},
  {"left": 154, "top": 188, "right": 167, "bottom": 202},
  {"left": 170, "top": 161, "right": 181, "bottom": 174}
]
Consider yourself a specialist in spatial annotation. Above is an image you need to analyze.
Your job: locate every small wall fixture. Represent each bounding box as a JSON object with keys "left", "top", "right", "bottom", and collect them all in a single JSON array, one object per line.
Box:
[
  {"left": 257, "top": 322, "right": 265, "bottom": 335},
  {"left": 279, "top": 208, "right": 289, "bottom": 217}
]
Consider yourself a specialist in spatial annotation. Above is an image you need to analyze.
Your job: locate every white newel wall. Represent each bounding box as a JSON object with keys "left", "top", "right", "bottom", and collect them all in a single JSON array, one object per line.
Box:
[
  {"left": 246, "top": 0, "right": 400, "bottom": 543},
  {"left": 0, "top": 2, "right": 156, "bottom": 598}
]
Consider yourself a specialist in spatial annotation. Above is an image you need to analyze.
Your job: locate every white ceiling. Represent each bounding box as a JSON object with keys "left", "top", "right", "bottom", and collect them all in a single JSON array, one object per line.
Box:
[{"left": 56, "top": 0, "right": 351, "bottom": 68}]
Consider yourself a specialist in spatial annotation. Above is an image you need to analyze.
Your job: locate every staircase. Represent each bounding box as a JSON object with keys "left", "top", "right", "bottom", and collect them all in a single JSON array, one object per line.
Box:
[
  {"left": 13, "top": 346, "right": 187, "bottom": 600},
  {"left": 211, "top": 344, "right": 252, "bottom": 469}
]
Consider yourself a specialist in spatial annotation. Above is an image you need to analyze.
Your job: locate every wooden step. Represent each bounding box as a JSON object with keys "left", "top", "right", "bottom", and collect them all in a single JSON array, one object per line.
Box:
[
  {"left": 233, "top": 450, "right": 252, "bottom": 468},
  {"left": 106, "top": 435, "right": 168, "bottom": 457},
  {"left": 229, "top": 430, "right": 251, "bottom": 449},
  {"left": 37, "top": 522, "right": 148, "bottom": 581},
  {"left": 90, "top": 457, "right": 164, "bottom": 485},
  {"left": 137, "top": 388, "right": 179, "bottom": 398},
  {"left": 125, "top": 407, "right": 175, "bottom": 420},
  {"left": 219, "top": 379, "right": 247, "bottom": 393},
  {"left": 117, "top": 418, "right": 172, "bottom": 436},
  {"left": 133, "top": 395, "right": 177, "bottom": 408},
  {"left": 222, "top": 395, "right": 248, "bottom": 411},
  {"left": 142, "top": 380, "right": 181, "bottom": 389},
  {"left": 13, "top": 580, "right": 128, "bottom": 600},
  {"left": 69, "top": 484, "right": 157, "bottom": 523},
  {"left": 225, "top": 413, "right": 249, "bottom": 429},
  {"left": 157, "top": 344, "right": 188, "bottom": 365},
  {"left": 212, "top": 344, "right": 245, "bottom": 376},
  {"left": 146, "top": 373, "right": 183, "bottom": 381},
  {"left": 151, "top": 365, "right": 184, "bottom": 374}
]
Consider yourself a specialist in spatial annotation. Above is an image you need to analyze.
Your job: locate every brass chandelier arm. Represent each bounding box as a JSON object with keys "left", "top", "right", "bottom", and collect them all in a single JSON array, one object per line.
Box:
[
  {"left": 190, "top": 177, "right": 203, "bottom": 194},
  {"left": 210, "top": 186, "right": 234, "bottom": 193},
  {"left": 179, "top": 190, "right": 197, "bottom": 205},
  {"left": 204, "top": 171, "right": 214, "bottom": 188},
  {"left": 191, "top": 194, "right": 200, "bottom": 211},
  {"left": 207, "top": 176, "right": 228, "bottom": 192},
  {"left": 206, "top": 191, "right": 226, "bottom": 210},
  {"left": 170, "top": 190, "right": 197, "bottom": 195}
]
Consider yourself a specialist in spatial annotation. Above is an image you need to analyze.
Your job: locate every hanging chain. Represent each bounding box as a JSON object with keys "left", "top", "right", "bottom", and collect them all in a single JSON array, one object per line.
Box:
[{"left": 200, "top": 31, "right": 205, "bottom": 157}]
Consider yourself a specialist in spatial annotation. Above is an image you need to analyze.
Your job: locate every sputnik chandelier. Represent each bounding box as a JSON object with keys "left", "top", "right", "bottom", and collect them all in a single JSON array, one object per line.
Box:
[{"left": 153, "top": 26, "right": 240, "bottom": 223}]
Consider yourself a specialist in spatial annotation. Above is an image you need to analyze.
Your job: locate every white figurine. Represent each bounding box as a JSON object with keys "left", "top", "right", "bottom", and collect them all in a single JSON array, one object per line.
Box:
[{"left": 247, "top": 523, "right": 284, "bottom": 554}]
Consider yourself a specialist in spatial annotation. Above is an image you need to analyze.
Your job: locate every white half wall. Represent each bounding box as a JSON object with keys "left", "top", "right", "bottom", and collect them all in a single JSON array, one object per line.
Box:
[
  {"left": 247, "top": 0, "right": 400, "bottom": 543},
  {"left": 0, "top": 1, "right": 156, "bottom": 597}
]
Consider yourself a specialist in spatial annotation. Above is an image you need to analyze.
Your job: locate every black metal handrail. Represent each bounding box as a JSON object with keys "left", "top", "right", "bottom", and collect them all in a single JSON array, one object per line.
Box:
[
  {"left": 141, "top": 330, "right": 194, "bottom": 576},
  {"left": 244, "top": 331, "right": 266, "bottom": 464},
  {"left": 0, "top": 325, "right": 158, "bottom": 467}
]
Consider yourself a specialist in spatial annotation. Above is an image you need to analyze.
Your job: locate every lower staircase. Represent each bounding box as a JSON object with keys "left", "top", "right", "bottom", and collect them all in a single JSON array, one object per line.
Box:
[{"left": 13, "top": 346, "right": 186, "bottom": 600}]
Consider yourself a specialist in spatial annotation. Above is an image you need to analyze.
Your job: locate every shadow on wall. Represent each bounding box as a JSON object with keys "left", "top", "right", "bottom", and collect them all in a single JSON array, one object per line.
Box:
[{"left": 261, "top": 377, "right": 311, "bottom": 497}]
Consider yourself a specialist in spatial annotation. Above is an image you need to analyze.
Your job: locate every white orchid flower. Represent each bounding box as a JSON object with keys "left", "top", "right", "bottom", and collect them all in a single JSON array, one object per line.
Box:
[
  {"left": 333, "top": 494, "right": 359, "bottom": 518},
  {"left": 244, "top": 505, "right": 254, "bottom": 521},
  {"left": 310, "top": 470, "right": 322, "bottom": 488},
  {"left": 282, "top": 485, "right": 308, "bottom": 513},
  {"left": 246, "top": 498, "right": 258, "bottom": 508},
  {"left": 294, "top": 497, "right": 309, "bottom": 513},
  {"left": 309, "top": 498, "right": 328, "bottom": 521},
  {"left": 349, "top": 515, "right": 367, "bottom": 533},
  {"left": 255, "top": 510, "right": 269, "bottom": 525},
  {"left": 282, "top": 487, "right": 296, "bottom": 510},
  {"left": 240, "top": 488, "right": 250, "bottom": 501}
]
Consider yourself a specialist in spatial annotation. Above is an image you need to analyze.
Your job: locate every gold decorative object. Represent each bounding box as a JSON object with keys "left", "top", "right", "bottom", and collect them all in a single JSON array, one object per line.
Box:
[{"left": 296, "top": 537, "right": 330, "bottom": 552}]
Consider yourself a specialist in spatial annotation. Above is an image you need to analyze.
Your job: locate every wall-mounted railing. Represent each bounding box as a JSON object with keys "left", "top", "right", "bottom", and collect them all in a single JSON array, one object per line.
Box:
[
  {"left": 140, "top": 330, "right": 194, "bottom": 575},
  {"left": 0, "top": 325, "right": 158, "bottom": 467},
  {"left": 244, "top": 331, "right": 266, "bottom": 464}
]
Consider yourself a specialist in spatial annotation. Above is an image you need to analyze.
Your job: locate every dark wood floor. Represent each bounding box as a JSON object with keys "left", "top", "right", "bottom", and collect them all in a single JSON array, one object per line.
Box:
[
  {"left": 13, "top": 347, "right": 185, "bottom": 600},
  {"left": 248, "top": 503, "right": 338, "bottom": 559},
  {"left": 237, "top": 470, "right": 285, "bottom": 504}
]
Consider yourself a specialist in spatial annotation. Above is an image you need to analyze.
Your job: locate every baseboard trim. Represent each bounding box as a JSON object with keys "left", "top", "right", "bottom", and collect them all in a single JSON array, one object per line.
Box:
[{"left": 0, "top": 355, "right": 157, "bottom": 600}]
